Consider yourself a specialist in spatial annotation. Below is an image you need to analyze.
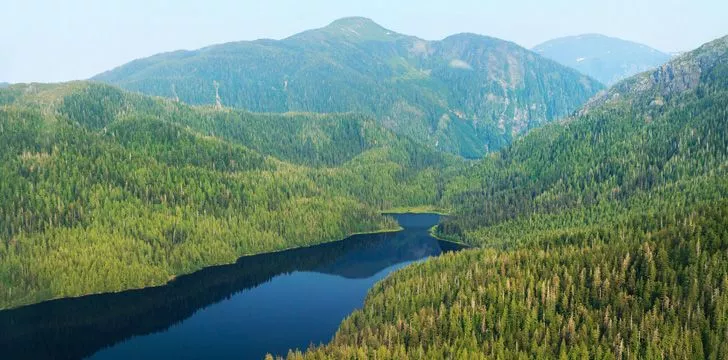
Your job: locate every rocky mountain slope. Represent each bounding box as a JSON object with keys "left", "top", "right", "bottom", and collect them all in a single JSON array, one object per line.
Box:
[{"left": 582, "top": 35, "right": 728, "bottom": 112}]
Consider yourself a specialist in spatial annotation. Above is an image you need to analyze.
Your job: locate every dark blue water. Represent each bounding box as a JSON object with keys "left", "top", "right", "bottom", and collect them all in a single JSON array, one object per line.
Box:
[{"left": 0, "top": 214, "right": 462, "bottom": 360}]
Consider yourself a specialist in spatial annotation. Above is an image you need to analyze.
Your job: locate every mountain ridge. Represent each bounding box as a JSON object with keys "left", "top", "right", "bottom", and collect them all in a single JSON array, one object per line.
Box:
[
  {"left": 92, "top": 17, "right": 602, "bottom": 158},
  {"left": 289, "top": 16, "right": 406, "bottom": 42}
]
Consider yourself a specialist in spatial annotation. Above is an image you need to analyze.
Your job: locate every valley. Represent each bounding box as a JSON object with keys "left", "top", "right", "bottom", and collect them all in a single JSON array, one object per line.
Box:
[{"left": 1, "top": 12, "right": 727, "bottom": 360}]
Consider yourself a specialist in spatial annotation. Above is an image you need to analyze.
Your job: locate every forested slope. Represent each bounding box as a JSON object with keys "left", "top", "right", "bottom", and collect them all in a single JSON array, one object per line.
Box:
[
  {"left": 0, "top": 82, "right": 456, "bottom": 309},
  {"left": 437, "top": 35, "right": 728, "bottom": 246},
  {"left": 283, "top": 35, "right": 728, "bottom": 359}
]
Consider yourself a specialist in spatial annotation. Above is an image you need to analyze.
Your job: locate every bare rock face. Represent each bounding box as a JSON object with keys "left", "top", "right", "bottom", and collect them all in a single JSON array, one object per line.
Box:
[{"left": 650, "top": 61, "right": 701, "bottom": 95}]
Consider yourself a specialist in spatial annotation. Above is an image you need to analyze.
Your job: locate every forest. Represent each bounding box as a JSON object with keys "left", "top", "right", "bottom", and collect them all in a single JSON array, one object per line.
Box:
[
  {"left": 0, "top": 82, "right": 457, "bottom": 309},
  {"left": 0, "top": 23, "right": 727, "bottom": 360}
]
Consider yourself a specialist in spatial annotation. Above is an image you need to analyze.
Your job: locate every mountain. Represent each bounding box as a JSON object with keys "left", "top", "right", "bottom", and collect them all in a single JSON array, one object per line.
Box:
[
  {"left": 533, "top": 34, "right": 671, "bottom": 85},
  {"left": 291, "top": 35, "right": 728, "bottom": 358},
  {"left": 93, "top": 17, "right": 602, "bottom": 158},
  {"left": 0, "top": 83, "right": 8, "bottom": 89},
  {"left": 0, "top": 81, "right": 457, "bottom": 309}
]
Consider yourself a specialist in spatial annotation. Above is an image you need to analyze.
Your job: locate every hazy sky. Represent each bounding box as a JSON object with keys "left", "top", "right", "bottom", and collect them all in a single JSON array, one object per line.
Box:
[{"left": 3, "top": 0, "right": 726, "bottom": 83}]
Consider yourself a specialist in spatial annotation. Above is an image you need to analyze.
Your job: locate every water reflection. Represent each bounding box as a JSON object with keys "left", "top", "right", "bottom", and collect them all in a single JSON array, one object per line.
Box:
[{"left": 0, "top": 214, "right": 462, "bottom": 360}]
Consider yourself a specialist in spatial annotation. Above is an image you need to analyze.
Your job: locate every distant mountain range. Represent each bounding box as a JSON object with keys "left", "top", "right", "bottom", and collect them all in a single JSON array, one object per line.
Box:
[
  {"left": 93, "top": 17, "right": 602, "bottom": 158},
  {"left": 533, "top": 34, "right": 671, "bottom": 85},
  {"left": 0, "top": 83, "right": 9, "bottom": 89}
]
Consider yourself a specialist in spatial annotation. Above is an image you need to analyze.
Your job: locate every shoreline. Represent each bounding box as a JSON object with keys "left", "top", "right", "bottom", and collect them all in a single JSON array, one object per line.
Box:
[
  {"left": 382, "top": 206, "right": 451, "bottom": 215},
  {"left": 228, "top": 225, "right": 405, "bottom": 261},
  {"left": 428, "top": 225, "right": 472, "bottom": 248}
]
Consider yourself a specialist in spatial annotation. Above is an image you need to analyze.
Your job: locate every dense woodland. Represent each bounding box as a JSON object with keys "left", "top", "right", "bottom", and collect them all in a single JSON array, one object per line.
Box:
[
  {"left": 0, "top": 82, "right": 455, "bottom": 309},
  {"left": 284, "top": 202, "right": 728, "bottom": 359},
  {"left": 277, "top": 36, "right": 728, "bottom": 359}
]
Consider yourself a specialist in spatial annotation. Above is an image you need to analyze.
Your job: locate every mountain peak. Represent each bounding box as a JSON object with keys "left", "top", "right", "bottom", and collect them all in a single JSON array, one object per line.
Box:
[
  {"left": 291, "top": 17, "right": 403, "bottom": 42},
  {"left": 561, "top": 33, "right": 614, "bottom": 41},
  {"left": 327, "top": 16, "right": 379, "bottom": 28}
]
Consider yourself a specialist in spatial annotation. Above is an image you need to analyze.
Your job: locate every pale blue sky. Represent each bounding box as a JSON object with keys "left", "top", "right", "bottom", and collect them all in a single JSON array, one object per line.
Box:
[{"left": 2, "top": 0, "right": 726, "bottom": 83}]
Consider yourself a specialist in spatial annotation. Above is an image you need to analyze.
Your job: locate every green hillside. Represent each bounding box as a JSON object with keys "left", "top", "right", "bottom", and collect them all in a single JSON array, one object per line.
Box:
[
  {"left": 93, "top": 17, "right": 602, "bottom": 158},
  {"left": 284, "top": 35, "right": 728, "bottom": 359},
  {"left": 0, "top": 82, "right": 457, "bottom": 309}
]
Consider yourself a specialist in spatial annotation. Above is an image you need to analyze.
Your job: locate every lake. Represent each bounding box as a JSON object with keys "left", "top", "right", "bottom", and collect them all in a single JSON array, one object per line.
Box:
[{"left": 0, "top": 213, "right": 462, "bottom": 360}]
